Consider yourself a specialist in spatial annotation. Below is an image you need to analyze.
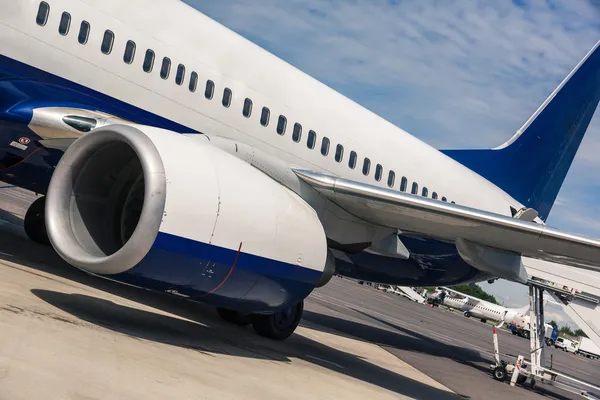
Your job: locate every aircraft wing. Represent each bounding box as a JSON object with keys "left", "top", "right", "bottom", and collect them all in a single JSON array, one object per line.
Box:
[
  {"left": 441, "top": 286, "right": 483, "bottom": 303},
  {"left": 295, "top": 170, "right": 600, "bottom": 283}
]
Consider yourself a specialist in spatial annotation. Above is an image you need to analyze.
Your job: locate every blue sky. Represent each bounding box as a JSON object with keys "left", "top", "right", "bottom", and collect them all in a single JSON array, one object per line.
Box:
[{"left": 186, "top": 0, "right": 600, "bottom": 326}]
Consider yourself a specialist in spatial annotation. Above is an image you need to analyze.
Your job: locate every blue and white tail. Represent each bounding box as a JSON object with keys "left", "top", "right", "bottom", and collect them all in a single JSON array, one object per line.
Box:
[{"left": 443, "top": 40, "right": 600, "bottom": 221}]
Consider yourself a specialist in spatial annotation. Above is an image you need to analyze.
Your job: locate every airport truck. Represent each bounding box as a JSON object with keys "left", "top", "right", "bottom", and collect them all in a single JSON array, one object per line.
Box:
[
  {"left": 576, "top": 337, "right": 600, "bottom": 360},
  {"left": 509, "top": 315, "right": 557, "bottom": 346}
]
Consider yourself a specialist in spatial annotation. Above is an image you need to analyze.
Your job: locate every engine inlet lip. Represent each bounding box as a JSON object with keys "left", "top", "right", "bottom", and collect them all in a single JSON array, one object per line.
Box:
[{"left": 45, "top": 124, "right": 166, "bottom": 275}]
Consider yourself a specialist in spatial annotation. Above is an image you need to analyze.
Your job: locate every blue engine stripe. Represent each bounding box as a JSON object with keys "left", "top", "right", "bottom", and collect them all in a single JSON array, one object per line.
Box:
[
  {"left": 110, "top": 232, "right": 321, "bottom": 312},
  {"left": 153, "top": 232, "right": 322, "bottom": 285}
]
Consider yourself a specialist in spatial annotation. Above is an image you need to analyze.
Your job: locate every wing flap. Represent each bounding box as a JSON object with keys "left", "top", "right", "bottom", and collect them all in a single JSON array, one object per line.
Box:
[{"left": 295, "top": 170, "right": 600, "bottom": 273}]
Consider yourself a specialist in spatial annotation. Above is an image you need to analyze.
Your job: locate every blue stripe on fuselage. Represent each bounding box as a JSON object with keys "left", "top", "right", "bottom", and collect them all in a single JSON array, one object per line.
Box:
[{"left": 0, "top": 54, "right": 196, "bottom": 133}]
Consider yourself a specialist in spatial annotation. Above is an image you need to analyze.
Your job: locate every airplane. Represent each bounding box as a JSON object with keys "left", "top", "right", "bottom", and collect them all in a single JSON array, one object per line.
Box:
[
  {"left": 434, "top": 287, "right": 530, "bottom": 324},
  {"left": 1, "top": 0, "right": 600, "bottom": 341}
]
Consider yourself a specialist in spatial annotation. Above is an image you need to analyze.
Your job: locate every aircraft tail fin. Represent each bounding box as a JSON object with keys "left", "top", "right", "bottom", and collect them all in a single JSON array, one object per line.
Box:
[{"left": 443, "top": 40, "right": 600, "bottom": 221}]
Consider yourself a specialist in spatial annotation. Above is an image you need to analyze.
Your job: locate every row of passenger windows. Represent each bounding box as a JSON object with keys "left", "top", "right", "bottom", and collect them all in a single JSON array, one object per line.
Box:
[{"left": 36, "top": 2, "right": 455, "bottom": 204}]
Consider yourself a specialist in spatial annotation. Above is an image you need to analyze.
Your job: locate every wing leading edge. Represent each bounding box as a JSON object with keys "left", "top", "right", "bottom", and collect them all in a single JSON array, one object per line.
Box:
[{"left": 295, "top": 170, "right": 600, "bottom": 280}]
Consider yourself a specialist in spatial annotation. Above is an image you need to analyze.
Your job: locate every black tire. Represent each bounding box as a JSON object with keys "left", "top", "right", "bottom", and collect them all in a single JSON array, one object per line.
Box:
[
  {"left": 24, "top": 197, "right": 50, "bottom": 245},
  {"left": 547, "top": 339, "right": 555, "bottom": 347},
  {"left": 492, "top": 366, "right": 507, "bottom": 381},
  {"left": 480, "top": 319, "right": 487, "bottom": 323},
  {"left": 251, "top": 301, "right": 303, "bottom": 341},
  {"left": 523, "top": 331, "right": 530, "bottom": 340},
  {"left": 464, "top": 311, "right": 471, "bottom": 318},
  {"left": 517, "top": 375, "right": 527, "bottom": 385},
  {"left": 216, "top": 308, "right": 251, "bottom": 326}
]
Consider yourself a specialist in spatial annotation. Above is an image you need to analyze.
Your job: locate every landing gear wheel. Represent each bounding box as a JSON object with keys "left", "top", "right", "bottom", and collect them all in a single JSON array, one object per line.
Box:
[
  {"left": 464, "top": 311, "right": 472, "bottom": 318},
  {"left": 24, "top": 196, "right": 50, "bottom": 245},
  {"left": 251, "top": 300, "right": 303, "bottom": 340},
  {"left": 216, "top": 308, "right": 251, "bottom": 326},
  {"left": 492, "top": 366, "right": 507, "bottom": 381},
  {"left": 480, "top": 319, "right": 487, "bottom": 323}
]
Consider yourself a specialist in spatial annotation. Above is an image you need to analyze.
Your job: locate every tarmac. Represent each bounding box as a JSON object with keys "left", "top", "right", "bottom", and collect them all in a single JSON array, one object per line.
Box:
[{"left": 0, "top": 185, "right": 599, "bottom": 399}]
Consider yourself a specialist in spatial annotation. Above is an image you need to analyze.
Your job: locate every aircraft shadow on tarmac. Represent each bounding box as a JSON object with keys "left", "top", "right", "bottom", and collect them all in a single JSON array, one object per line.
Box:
[
  {"left": 0, "top": 226, "right": 460, "bottom": 400},
  {"left": 304, "top": 308, "right": 488, "bottom": 370}
]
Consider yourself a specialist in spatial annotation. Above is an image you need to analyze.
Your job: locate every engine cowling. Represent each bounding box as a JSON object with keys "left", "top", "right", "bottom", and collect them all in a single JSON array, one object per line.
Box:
[{"left": 45, "top": 124, "right": 328, "bottom": 313}]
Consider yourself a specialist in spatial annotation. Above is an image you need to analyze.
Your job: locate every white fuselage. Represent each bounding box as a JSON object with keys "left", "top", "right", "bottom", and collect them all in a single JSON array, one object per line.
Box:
[
  {"left": 0, "top": 0, "right": 525, "bottom": 247},
  {"left": 442, "top": 294, "right": 521, "bottom": 323}
]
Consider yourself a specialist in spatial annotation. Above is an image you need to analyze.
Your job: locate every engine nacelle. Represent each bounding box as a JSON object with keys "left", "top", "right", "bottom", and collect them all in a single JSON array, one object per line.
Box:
[{"left": 45, "top": 124, "right": 328, "bottom": 313}]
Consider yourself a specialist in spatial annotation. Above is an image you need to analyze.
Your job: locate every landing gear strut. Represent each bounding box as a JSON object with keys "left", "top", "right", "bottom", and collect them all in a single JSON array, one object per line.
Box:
[
  {"left": 215, "top": 300, "right": 304, "bottom": 340},
  {"left": 251, "top": 301, "right": 304, "bottom": 341},
  {"left": 24, "top": 196, "right": 50, "bottom": 245}
]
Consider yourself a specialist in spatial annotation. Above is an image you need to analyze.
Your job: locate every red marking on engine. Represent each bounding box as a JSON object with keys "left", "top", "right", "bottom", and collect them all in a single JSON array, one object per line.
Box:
[
  {"left": 199, "top": 242, "right": 243, "bottom": 298},
  {"left": 0, "top": 147, "right": 42, "bottom": 172}
]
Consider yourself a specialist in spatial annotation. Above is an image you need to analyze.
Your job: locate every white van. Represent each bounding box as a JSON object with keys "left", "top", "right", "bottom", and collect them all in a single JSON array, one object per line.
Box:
[{"left": 555, "top": 337, "right": 578, "bottom": 353}]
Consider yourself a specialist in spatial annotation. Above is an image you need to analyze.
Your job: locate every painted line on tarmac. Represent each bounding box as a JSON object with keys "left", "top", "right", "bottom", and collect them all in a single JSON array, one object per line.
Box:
[{"left": 305, "top": 355, "right": 345, "bottom": 369}]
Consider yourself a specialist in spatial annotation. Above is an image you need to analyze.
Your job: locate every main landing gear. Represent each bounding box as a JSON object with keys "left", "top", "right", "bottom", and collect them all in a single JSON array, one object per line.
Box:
[
  {"left": 217, "top": 300, "right": 304, "bottom": 341},
  {"left": 24, "top": 196, "right": 50, "bottom": 245}
]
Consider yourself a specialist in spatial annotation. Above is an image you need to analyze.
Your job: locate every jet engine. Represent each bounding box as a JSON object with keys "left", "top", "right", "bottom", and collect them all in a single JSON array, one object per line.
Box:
[{"left": 45, "top": 124, "right": 329, "bottom": 313}]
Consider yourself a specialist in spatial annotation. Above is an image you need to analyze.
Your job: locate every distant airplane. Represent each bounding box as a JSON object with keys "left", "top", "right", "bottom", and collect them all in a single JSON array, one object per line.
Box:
[
  {"left": 1, "top": 1, "right": 600, "bottom": 341},
  {"left": 435, "top": 287, "right": 530, "bottom": 324}
]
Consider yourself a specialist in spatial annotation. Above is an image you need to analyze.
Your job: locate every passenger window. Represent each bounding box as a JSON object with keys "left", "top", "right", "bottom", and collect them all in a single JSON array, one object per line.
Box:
[
  {"left": 260, "top": 107, "right": 270, "bottom": 126},
  {"left": 292, "top": 123, "right": 302, "bottom": 142},
  {"left": 411, "top": 182, "right": 419, "bottom": 195},
  {"left": 175, "top": 64, "right": 186, "bottom": 86},
  {"left": 243, "top": 98, "right": 253, "bottom": 118},
  {"left": 432, "top": 192, "right": 438, "bottom": 200},
  {"left": 78, "top": 21, "right": 90, "bottom": 45},
  {"left": 388, "top": 171, "right": 395, "bottom": 188},
  {"left": 277, "top": 115, "right": 287, "bottom": 135},
  {"left": 143, "top": 49, "right": 155, "bottom": 73},
  {"left": 36, "top": 2, "right": 50, "bottom": 26},
  {"left": 422, "top": 187, "right": 428, "bottom": 197},
  {"left": 222, "top": 88, "right": 232, "bottom": 107},
  {"left": 349, "top": 151, "right": 357, "bottom": 169},
  {"left": 160, "top": 57, "right": 171, "bottom": 80},
  {"left": 101, "top": 30, "right": 114, "bottom": 55},
  {"left": 58, "top": 12, "right": 71, "bottom": 36},
  {"left": 400, "top": 177, "right": 407, "bottom": 192},
  {"left": 307, "top": 130, "right": 317, "bottom": 149},
  {"left": 363, "top": 158, "right": 371, "bottom": 176},
  {"left": 205, "top": 80, "right": 215, "bottom": 99},
  {"left": 321, "top": 137, "right": 330, "bottom": 156},
  {"left": 375, "top": 164, "right": 383, "bottom": 181},
  {"left": 335, "top": 144, "right": 344, "bottom": 162},
  {"left": 123, "top": 40, "right": 136, "bottom": 64},
  {"left": 442, "top": 197, "right": 447, "bottom": 202},
  {"left": 189, "top": 72, "right": 198, "bottom": 92}
]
